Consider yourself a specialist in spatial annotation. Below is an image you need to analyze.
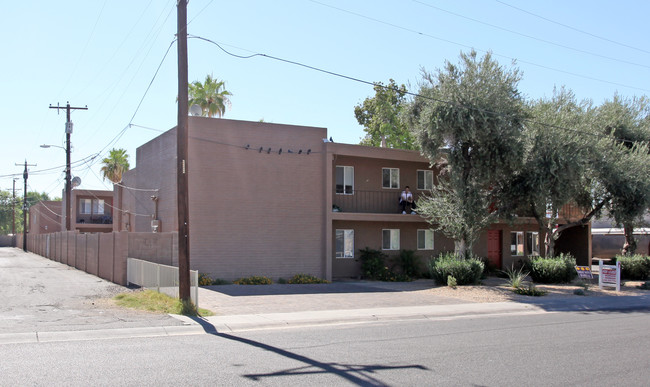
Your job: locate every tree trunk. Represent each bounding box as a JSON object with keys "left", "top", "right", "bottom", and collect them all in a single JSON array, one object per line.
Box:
[
  {"left": 622, "top": 223, "right": 637, "bottom": 256},
  {"left": 455, "top": 239, "right": 468, "bottom": 259}
]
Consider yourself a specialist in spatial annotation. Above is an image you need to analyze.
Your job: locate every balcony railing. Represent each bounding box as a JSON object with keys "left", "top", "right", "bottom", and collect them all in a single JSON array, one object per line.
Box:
[
  {"left": 77, "top": 215, "right": 113, "bottom": 225},
  {"left": 333, "top": 190, "right": 421, "bottom": 214}
]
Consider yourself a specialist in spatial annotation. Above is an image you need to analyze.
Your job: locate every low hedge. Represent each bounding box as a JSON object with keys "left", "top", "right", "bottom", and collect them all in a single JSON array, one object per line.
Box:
[
  {"left": 615, "top": 255, "right": 650, "bottom": 280},
  {"left": 428, "top": 252, "right": 484, "bottom": 286},
  {"left": 527, "top": 254, "right": 577, "bottom": 283}
]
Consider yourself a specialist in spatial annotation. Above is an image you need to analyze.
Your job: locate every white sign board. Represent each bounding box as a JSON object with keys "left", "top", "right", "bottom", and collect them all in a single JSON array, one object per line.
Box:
[{"left": 599, "top": 260, "right": 621, "bottom": 291}]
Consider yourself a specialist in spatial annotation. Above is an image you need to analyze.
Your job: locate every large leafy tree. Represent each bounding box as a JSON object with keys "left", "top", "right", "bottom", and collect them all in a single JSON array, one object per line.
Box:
[
  {"left": 502, "top": 88, "right": 598, "bottom": 257},
  {"left": 596, "top": 95, "right": 650, "bottom": 255},
  {"left": 100, "top": 148, "right": 130, "bottom": 183},
  {"left": 0, "top": 191, "right": 54, "bottom": 234},
  {"left": 188, "top": 74, "right": 232, "bottom": 118},
  {"left": 355, "top": 79, "right": 416, "bottom": 149},
  {"left": 407, "top": 51, "right": 527, "bottom": 257}
]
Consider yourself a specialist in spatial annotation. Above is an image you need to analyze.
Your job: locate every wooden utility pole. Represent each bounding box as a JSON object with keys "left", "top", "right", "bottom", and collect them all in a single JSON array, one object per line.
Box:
[
  {"left": 49, "top": 102, "right": 87, "bottom": 231},
  {"left": 16, "top": 161, "right": 36, "bottom": 251},
  {"left": 177, "top": 0, "right": 191, "bottom": 303}
]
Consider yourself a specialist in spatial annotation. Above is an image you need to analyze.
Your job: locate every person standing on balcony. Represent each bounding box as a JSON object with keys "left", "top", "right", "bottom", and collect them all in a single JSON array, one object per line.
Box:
[{"left": 400, "top": 186, "right": 417, "bottom": 214}]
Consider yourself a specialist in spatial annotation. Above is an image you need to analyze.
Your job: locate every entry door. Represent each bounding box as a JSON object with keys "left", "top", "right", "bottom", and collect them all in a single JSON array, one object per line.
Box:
[{"left": 487, "top": 230, "right": 502, "bottom": 269}]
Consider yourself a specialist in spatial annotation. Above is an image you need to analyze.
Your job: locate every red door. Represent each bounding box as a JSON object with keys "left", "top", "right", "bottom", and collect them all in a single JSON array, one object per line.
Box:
[{"left": 487, "top": 230, "right": 502, "bottom": 269}]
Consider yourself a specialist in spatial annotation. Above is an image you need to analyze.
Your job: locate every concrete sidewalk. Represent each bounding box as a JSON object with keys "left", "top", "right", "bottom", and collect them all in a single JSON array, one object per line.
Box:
[{"left": 2, "top": 247, "right": 648, "bottom": 341}]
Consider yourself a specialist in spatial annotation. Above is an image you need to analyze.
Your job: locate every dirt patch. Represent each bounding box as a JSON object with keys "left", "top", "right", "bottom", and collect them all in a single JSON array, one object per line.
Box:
[{"left": 427, "top": 276, "right": 649, "bottom": 303}]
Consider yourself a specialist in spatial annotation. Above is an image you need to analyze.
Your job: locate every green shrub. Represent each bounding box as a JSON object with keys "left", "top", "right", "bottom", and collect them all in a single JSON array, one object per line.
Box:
[
  {"left": 616, "top": 255, "right": 650, "bottom": 280},
  {"left": 527, "top": 254, "right": 577, "bottom": 283},
  {"left": 637, "top": 281, "right": 650, "bottom": 290},
  {"left": 398, "top": 249, "right": 421, "bottom": 278},
  {"left": 447, "top": 275, "right": 457, "bottom": 288},
  {"left": 211, "top": 278, "right": 231, "bottom": 285},
  {"left": 513, "top": 284, "right": 547, "bottom": 296},
  {"left": 233, "top": 276, "right": 272, "bottom": 285},
  {"left": 276, "top": 278, "right": 287, "bottom": 284},
  {"left": 198, "top": 273, "right": 214, "bottom": 287},
  {"left": 358, "top": 247, "right": 412, "bottom": 282},
  {"left": 287, "top": 274, "right": 330, "bottom": 284},
  {"left": 428, "top": 252, "right": 484, "bottom": 286},
  {"left": 359, "top": 247, "right": 389, "bottom": 280},
  {"left": 573, "top": 289, "right": 586, "bottom": 296}
]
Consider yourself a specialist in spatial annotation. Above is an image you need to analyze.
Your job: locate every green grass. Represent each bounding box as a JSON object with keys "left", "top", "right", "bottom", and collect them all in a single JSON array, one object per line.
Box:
[{"left": 114, "top": 289, "right": 214, "bottom": 316}]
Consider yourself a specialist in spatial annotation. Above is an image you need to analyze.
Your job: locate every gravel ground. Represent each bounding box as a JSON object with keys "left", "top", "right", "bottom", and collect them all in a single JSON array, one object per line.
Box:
[{"left": 427, "top": 276, "right": 649, "bottom": 303}]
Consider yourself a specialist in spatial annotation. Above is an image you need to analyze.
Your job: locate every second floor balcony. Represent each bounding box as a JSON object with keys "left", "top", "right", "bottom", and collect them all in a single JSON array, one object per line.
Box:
[{"left": 333, "top": 190, "right": 420, "bottom": 214}]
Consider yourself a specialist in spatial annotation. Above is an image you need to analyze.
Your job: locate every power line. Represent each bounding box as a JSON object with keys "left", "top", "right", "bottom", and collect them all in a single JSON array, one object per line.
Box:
[
  {"left": 412, "top": 0, "right": 650, "bottom": 70},
  {"left": 306, "top": 0, "right": 650, "bottom": 93},
  {"left": 191, "top": 34, "right": 643, "bottom": 145},
  {"left": 495, "top": 0, "right": 650, "bottom": 56}
]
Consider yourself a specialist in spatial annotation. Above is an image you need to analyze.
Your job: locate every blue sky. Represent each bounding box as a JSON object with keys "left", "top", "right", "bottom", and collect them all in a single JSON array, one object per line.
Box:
[{"left": 1, "top": 0, "right": 649, "bottom": 196}]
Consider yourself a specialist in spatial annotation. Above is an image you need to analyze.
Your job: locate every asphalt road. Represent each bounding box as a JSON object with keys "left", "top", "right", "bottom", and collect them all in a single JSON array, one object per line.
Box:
[{"left": 2, "top": 310, "right": 648, "bottom": 386}]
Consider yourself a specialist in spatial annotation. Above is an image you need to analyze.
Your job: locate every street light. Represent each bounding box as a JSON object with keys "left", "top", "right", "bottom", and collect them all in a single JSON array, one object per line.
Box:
[{"left": 40, "top": 143, "right": 71, "bottom": 231}]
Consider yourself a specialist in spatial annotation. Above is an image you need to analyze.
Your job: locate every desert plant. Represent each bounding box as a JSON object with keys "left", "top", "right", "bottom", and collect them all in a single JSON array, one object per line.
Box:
[
  {"left": 398, "top": 249, "right": 421, "bottom": 277},
  {"left": 233, "top": 276, "right": 272, "bottom": 285},
  {"left": 447, "top": 275, "right": 457, "bottom": 288},
  {"left": 428, "top": 252, "right": 484, "bottom": 286},
  {"left": 615, "top": 255, "right": 650, "bottom": 280},
  {"left": 513, "top": 284, "right": 547, "bottom": 296},
  {"left": 288, "top": 274, "right": 330, "bottom": 284},
  {"left": 637, "top": 281, "right": 650, "bottom": 290},
  {"left": 527, "top": 254, "right": 577, "bottom": 283},
  {"left": 211, "top": 278, "right": 231, "bottom": 285},
  {"left": 573, "top": 288, "right": 586, "bottom": 296},
  {"left": 502, "top": 265, "right": 529, "bottom": 288},
  {"left": 277, "top": 278, "right": 287, "bottom": 284}
]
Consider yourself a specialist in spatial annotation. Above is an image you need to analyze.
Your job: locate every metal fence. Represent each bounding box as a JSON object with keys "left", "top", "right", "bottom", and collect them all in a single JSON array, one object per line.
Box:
[
  {"left": 333, "top": 190, "right": 422, "bottom": 214},
  {"left": 127, "top": 258, "right": 199, "bottom": 307}
]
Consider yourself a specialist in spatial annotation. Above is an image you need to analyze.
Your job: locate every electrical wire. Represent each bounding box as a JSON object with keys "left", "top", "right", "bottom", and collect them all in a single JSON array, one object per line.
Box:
[
  {"left": 306, "top": 0, "right": 650, "bottom": 93},
  {"left": 495, "top": 0, "right": 650, "bottom": 55},
  {"left": 190, "top": 35, "right": 641, "bottom": 145},
  {"left": 411, "top": 0, "right": 650, "bottom": 70}
]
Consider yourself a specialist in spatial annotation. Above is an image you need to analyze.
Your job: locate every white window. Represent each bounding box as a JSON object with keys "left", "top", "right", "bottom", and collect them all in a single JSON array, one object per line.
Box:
[
  {"left": 417, "top": 170, "right": 434, "bottom": 190},
  {"left": 335, "top": 229, "right": 354, "bottom": 258},
  {"left": 526, "top": 232, "right": 540, "bottom": 256},
  {"left": 79, "top": 199, "right": 92, "bottom": 215},
  {"left": 382, "top": 168, "right": 399, "bottom": 189},
  {"left": 510, "top": 231, "right": 524, "bottom": 256},
  {"left": 336, "top": 166, "right": 354, "bottom": 194},
  {"left": 417, "top": 229, "right": 434, "bottom": 250},
  {"left": 93, "top": 199, "right": 105, "bottom": 215},
  {"left": 382, "top": 229, "right": 400, "bottom": 250}
]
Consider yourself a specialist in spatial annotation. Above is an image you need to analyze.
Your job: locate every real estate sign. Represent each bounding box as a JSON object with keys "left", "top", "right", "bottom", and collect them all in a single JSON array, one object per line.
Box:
[
  {"left": 575, "top": 266, "right": 593, "bottom": 279},
  {"left": 599, "top": 260, "right": 621, "bottom": 291}
]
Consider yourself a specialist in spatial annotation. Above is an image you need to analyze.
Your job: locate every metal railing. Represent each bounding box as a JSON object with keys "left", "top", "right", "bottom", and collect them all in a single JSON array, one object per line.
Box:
[
  {"left": 127, "top": 258, "right": 199, "bottom": 307},
  {"left": 333, "top": 190, "right": 422, "bottom": 214}
]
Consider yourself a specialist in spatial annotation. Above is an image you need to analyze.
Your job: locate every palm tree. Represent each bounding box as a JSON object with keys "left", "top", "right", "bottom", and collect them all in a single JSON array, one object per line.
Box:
[
  {"left": 188, "top": 74, "right": 232, "bottom": 118},
  {"left": 100, "top": 148, "right": 130, "bottom": 183}
]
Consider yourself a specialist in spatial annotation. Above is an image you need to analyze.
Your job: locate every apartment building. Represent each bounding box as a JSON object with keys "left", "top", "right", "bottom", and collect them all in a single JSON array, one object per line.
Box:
[{"left": 117, "top": 117, "right": 590, "bottom": 281}]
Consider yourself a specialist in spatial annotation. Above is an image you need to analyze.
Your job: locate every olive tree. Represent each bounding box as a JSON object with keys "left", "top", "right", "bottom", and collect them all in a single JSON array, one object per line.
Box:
[{"left": 407, "top": 51, "right": 527, "bottom": 257}]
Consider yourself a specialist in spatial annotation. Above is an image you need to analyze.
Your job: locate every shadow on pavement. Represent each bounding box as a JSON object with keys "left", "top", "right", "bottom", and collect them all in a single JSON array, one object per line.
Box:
[
  {"left": 188, "top": 316, "right": 430, "bottom": 386},
  {"left": 204, "top": 281, "right": 434, "bottom": 297}
]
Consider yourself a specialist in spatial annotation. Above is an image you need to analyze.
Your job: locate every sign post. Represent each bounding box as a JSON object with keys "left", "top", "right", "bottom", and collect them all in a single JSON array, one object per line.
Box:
[{"left": 599, "top": 260, "right": 621, "bottom": 291}]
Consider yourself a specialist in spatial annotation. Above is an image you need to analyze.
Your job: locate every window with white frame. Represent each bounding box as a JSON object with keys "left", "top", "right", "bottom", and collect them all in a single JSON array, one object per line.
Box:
[
  {"left": 510, "top": 231, "right": 524, "bottom": 256},
  {"left": 382, "top": 229, "right": 400, "bottom": 250},
  {"left": 417, "top": 229, "right": 434, "bottom": 250},
  {"left": 382, "top": 168, "right": 399, "bottom": 189},
  {"left": 526, "top": 231, "right": 540, "bottom": 256},
  {"left": 335, "top": 229, "right": 354, "bottom": 258},
  {"left": 417, "top": 170, "right": 434, "bottom": 190},
  {"left": 79, "top": 199, "right": 92, "bottom": 215},
  {"left": 335, "top": 166, "right": 354, "bottom": 194},
  {"left": 92, "top": 199, "right": 105, "bottom": 215}
]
